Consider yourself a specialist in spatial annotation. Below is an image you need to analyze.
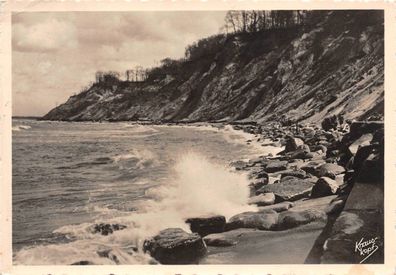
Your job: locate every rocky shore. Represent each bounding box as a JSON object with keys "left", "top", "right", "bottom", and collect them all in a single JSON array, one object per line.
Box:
[
  {"left": 140, "top": 117, "right": 384, "bottom": 264},
  {"left": 68, "top": 117, "right": 384, "bottom": 265}
]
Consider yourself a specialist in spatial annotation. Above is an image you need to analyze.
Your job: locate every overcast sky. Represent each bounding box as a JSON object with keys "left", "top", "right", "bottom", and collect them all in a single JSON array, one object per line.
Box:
[{"left": 12, "top": 11, "right": 227, "bottom": 116}]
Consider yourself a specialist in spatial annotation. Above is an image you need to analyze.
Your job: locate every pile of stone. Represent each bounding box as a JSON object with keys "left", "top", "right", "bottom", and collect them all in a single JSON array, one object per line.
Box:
[{"left": 141, "top": 118, "right": 384, "bottom": 264}]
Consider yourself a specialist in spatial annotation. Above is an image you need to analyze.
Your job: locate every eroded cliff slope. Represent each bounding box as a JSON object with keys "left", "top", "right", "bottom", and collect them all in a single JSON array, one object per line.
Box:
[{"left": 43, "top": 10, "right": 384, "bottom": 124}]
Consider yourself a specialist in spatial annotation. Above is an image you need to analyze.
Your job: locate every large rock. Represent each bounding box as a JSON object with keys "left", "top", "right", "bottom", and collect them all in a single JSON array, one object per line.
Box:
[
  {"left": 97, "top": 249, "right": 120, "bottom": 264},
  {"left": 185, "top": 215, "right": 226, "bottom": 237},
  {"left": 143, "top": 228, "right": 207, "bottom": 264},
  {"left": 280, "top": 169, "right": 307, "bottom": 179},
  {"left": 280, "top": 175, "right": 301, "bottom": 183},
  {"left": 248, "top": 156, "right": 269, "bottom": 167},
  {"left": 312, "top": 144, "right": 328, "bottom": 154},
  {"left": 290, "top": 147, "right": 313, "bottom": 160},
  {"left": 254, "top": 170, "right": 269, "bottom": 180},
  {"left": 321, "top": 115, "right": 342, "bottom": 131},
  {"left": 300, "top": 161, "right": 325, "bottom": 175},
  {"left": 90, "top": 223, "right": 127, "bottom": 236},
  {"left": 290, "top": 195, "right": 337, "bottom": 212},
  {"left": 276, "top": 209, "right": 327, "bottom": 230},
  {"left": 248, "top": 178, "right": 268, "bottom": 196},
  {"left": 264, "top": 160, "right": 289, "bottom": 173},
  {"left": 317, "top": 163, "right": 345, "bottom": 177},
  {"left": 248, "top": 193, "right": 275, "bottom": 206},
  {"left": 311, "top": 177, "right": 340, "bottom": 198},
  {"left": 287, "top": 159, "right": 305, "bottom": 169},
  {"left": 258, "top": 201, "right": 294, "bottom": 213},
  {"left": 203, "top": 228, "right": 257, "bottom": 247},
  {"left": 285, "top": 136, "right": 305, "bottom": 152},
  {"left": 325, "top": 198, "right": 345, "bottom": 215},
  {"left": 348, "top": 133, "right": 373, "bottom": 155},
  {"left": 352, "top": 144, "right": 377, "bottom": 171},
  {"left": 257, "top": 177, "right": 314, "bottom": 202},
  {"left": 349, "top": 121, "right": 383, "bottom": 139},
  {"left": 226, "top": 210, "right": 279, "bottom": 231}
]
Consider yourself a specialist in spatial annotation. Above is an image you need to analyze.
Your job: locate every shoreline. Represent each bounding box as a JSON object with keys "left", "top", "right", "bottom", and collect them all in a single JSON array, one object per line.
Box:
[
  {"left": 139, "top": 119, "right": 384, "bottom": 265},
  {"left": 12, "top": 118, "right": 384, "bottom": 264}
]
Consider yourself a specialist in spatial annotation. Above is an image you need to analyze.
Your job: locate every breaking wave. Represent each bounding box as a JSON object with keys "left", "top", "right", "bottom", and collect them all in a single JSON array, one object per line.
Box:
[
  {"left": 12, "top": 125, "right": 31, "bottom": 131},
  {"left": 13, "top": 151, "right": 255, "bottom": 265},
  {"left": 112, "top": 149, "right": 157, "bottom": 169}
]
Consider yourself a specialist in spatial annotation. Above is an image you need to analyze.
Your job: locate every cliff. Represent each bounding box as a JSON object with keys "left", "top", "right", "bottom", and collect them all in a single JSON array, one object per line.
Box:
[{"left": 42, "top": 10, "right": 384, "bottom": 124}]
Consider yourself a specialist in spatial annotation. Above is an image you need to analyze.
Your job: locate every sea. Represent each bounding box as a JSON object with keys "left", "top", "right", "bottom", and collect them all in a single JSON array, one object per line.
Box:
[{"left": 12, "top": 119, "right": 281, "bottom": 265}]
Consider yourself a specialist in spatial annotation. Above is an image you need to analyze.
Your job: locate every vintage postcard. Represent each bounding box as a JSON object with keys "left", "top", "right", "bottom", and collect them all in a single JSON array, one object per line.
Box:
[{"left": 0, "top": 1, "right": 395, "bottom": 275}]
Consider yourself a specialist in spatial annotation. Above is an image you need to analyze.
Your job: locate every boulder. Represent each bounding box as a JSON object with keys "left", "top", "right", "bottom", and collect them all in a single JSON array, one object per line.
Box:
[
  {"left": 203, "top": 228, "right": 256, "bottom": 247},
  {"left": 276, "top": 209, "right": 327, "bottom": 230},
  {"left": 317, "top": 163, "right": 345, "bottom": 177},
  {"left": 297, "top": 144, "right": 311, "bottom": 151},
  {"left": 97, "top": 249, "right": 120, "bottom": 264},
  {"left": 322, "top": 171, "right": 336, "bottom": 180},
  {"left": 251, "top": 170, "right": 269, "bottom": 181},
  {"left": 248, "top": 193, "right": 275, "bottom": 206},
  {"left": 143, "top": 228, "right": 207, "bottom": 264},
  {"left": 302, "top": 127, "right": 316, "bottom": 138},
  {"left": 290, "top": 195, "right": 337, "bottom": 212},
  {"left": 349, "top": 121, "right": 383, "bottom": 139},
  {"left": 287, "top": 159, "right": 305, "bottom": 169},
  {"left": 328, "top": 149, "right": 340, "bottom": 157},
  {"left": 325, "top": 199, "right": 345, "bottom": 215},
  {"left": 249, "top": 178, "right": 268, "bottom": 196},
  {"left": 258, "top": 201, "right": 294, "bottom": 213},
  {"left": 280, "top": 169, "right": 307, "bottom": 179},
  {"left": 248, "top": 156, "right": 267, "bottom": 166},
  {"left": 301, "top": 161, "right": 325, "bottom": 175},
  {"left": 185, "top": 215, "right": 226, "bottom": 237},
  {"left": 314, "top": 144, "right": 328, "bottom": 154},
  {"left": 264, "top": 160, "right": 288, "bottom": 173},
  {"left": 352, "top": 144, "right": 377, "bottom": 171},
  {"left": 90, "top": 223, "right": 127, "bottom": 236},
  {"left": 203, "top": 235, "right": 236, "bottom": 247},
  {"left": 348, "top": 133, "right": 373, "bottom": 155},
  {"left": 285, "top": 136, "right": 305, "bottom": 152},
  {"left": 321, "top": 115, "right": 340, "bottom": 131},
  {"left": 311, "top": 177, "right": 340, "bottom": 198},
  {"left": 290, "top": 148, "right": 313, "bottom": 160},
  {"left": 226, "top": 210, "right": 279, "bottom": 231},
  {"left": 280, "top": 175, "right": 301, "bottom": 183},
  {"left": 257, "top": 177, "right": 314, "bottom": 202}
]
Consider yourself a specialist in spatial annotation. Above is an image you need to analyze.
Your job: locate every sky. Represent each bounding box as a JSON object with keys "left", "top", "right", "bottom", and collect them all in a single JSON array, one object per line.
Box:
[{"left": 12, "top": 11, "right": 227, "bottom": 116}]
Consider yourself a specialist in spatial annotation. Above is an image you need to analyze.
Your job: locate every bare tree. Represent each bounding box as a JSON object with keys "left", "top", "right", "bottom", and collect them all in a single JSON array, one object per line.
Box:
[{"left": 223, "top": 10, "right": 309, "bottom": 33}]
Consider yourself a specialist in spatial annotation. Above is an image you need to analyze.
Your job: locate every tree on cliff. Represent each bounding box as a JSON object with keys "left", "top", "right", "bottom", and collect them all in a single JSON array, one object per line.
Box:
[{"left": 224, "top": 10, "right": 317, "bottom": 33}]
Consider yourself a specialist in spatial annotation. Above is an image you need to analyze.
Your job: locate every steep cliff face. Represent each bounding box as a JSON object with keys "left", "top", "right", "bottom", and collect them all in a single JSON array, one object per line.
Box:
[{"left": 42, "top": 11, "right": 384, "bottom": 124}]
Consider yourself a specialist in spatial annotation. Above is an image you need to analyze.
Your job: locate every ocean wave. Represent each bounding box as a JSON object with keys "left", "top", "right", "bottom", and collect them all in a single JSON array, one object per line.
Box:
[
  {"left": 122, "top": 124, "right": 158, "bottom": 133},
  {"left": 112, "top": 149, "right": 157, "bottom": 169},
  {"left": 56, "top": 157, "right": 113, "bottom": 169},
  {"left": 12, "top": 125, "right": 32, "bottom": 131},
  {"left": 14, "top": 151, "right": 255, "bottom": 265}
]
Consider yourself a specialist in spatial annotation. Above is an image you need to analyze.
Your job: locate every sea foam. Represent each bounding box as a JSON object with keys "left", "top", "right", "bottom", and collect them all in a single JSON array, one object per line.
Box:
[
  {"left": 14, "top": 151, "right": 255, "bottom": 265},
  {"left": 12, "top": 125, "right": 31, "bottom": 131}
]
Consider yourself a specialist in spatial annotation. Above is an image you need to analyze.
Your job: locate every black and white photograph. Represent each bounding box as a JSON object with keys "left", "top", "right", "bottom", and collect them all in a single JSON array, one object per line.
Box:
[{"left": 8, "top": 8, "right": 385, "bottom": 267}]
